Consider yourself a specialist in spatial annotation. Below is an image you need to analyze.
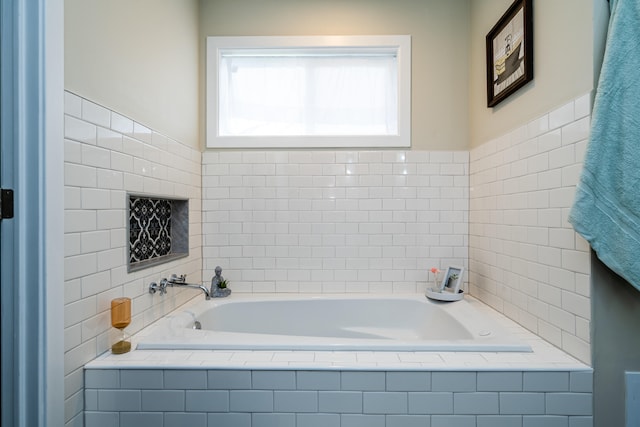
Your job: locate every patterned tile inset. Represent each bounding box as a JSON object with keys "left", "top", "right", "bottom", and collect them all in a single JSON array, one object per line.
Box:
[{"left": 129, "top": 197, "right": 172, "bottom": 263}]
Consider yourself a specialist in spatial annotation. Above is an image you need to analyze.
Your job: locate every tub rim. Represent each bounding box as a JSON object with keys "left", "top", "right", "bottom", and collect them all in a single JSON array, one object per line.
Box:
[{"left": 135, "top": 293, "right": 533, "bottom": 353}]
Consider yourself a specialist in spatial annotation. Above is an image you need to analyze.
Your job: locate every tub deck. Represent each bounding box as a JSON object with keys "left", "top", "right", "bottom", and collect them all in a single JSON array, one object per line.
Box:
[
  {"left": 84, "top": 295, "right": 592, "bottom": 427},
  {"left": 87, "top": 295, "right": 587, "bottom": 371},
  {"left": 135, "top": 293, "right": 533, "bottom": 353}
]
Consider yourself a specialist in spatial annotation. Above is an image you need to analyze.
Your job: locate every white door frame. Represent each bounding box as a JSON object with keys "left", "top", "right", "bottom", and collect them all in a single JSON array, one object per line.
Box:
[{"left": 0, "top": 0, "right": 64, "bottom": 425}]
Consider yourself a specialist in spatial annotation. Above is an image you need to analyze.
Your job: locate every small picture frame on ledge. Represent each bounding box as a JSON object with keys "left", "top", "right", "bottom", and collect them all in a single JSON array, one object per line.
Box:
[
  {"left": 426, "top": 265, "right": 465, "bottom": 302},
  {"left": 441, "top": 265, "right": 464, "bottom": 294}
]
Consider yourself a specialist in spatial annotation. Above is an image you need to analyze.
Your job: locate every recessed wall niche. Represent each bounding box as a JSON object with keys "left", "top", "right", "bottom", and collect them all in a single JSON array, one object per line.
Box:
[{"left": 128, "top": 194, "right": 189, "bottom": 272}]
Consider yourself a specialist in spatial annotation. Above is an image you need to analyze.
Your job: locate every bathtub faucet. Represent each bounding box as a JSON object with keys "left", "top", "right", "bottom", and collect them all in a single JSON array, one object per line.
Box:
[{"left": 163, "top": 274, "right": 211, "bottom": 300}]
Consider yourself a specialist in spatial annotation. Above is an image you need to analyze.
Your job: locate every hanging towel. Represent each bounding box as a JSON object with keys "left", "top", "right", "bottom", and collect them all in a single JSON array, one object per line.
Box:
[{"left": 568, "top": 0, "right": 640, "bottom": 291}]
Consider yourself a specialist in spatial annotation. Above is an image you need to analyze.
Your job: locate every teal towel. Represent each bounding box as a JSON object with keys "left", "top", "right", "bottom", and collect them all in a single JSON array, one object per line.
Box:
[{"left": 569, "top": 0, "right": 640, "bottom": 291}]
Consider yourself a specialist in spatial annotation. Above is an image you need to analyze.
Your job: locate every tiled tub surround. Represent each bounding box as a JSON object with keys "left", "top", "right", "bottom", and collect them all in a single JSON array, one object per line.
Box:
[
  {"left": 85, "top": 369, "right": 592, "bottom": 427},
  {"left": 75, "top": 94, "right": 597, "bottom": 426},
  {"left": 85, "top": 297, "right": 592, "bottom": 427},
  {"left": 202, "top": 150, "right": 469, "bottom": 294},
  {"left": 64, "top": 92, "right": 203, "bottom": 426},
  {"left": 469, "top": 94, "right": 592, "bottom": 364}
]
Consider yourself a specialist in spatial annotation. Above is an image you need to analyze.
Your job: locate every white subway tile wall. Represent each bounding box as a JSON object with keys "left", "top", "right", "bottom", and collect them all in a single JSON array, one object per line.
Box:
[
  {"left": 469, "top": 94, "right": 591, "bottom": 364},
  {"left": 201, "top": 150, "right": 469, "bottom": 294},
  {"left": 71, "top": 93, "right": 597, "bottom": 427},
  {"left": 84, "top": 369, "right": 592, "bottom": 427},
  {"left": 63, "top": 92, "right": 202, "bottom": 426}
]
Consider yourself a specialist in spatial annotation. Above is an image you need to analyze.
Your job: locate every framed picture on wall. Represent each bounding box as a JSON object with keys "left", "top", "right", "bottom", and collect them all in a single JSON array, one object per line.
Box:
[{"left": 486, "top": 0, "right": 533, "bottom": 107}]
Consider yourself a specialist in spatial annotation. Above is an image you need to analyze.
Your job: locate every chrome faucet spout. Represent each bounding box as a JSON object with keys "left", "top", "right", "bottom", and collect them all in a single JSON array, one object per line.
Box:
[
  {"left": 165, "top": 275, "right": 211, "bottom": 300},
  {"left": 176, "top": 283, "right": 212, "bottom": 300},
  {"left": 181, "top": 284, "right": 211, "bottom": 300}
]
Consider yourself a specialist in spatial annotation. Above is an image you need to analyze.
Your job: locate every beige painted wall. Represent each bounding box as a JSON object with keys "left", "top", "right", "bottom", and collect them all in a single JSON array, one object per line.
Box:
[
  {"left": 64, "top": 0, "right": 596, "bottom": 151},
  {"left": 469, "top": 0, "right": 595, "bottom": 147},
  {"left": 65, "top": 0, "right": 200, "bottom": 148},
  {"left": 199, "top": 0, "right": 471, "bottom": 151}
]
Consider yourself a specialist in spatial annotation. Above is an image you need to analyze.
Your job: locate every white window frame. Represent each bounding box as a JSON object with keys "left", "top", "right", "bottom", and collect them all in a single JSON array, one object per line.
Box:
[{"left": 206, "top": 35, "right": 411, "bottom": 148}]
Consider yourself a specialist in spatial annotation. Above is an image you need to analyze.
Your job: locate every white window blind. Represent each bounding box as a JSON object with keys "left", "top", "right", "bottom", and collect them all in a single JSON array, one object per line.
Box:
[
  {"left": 207, "top": 36, "right": 411, "bottom": 148},
  {"left": 219, "top": 49, "right": 398, "bottom": 137}
]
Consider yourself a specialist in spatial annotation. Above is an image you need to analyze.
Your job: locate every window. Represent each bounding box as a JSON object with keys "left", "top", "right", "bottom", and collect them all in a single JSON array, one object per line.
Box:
[{"left": 206, "top": 35, "right": 411, "bottom": 148}]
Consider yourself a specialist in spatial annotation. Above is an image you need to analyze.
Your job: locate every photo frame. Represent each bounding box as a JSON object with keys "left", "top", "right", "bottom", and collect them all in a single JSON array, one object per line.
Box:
[
  {"left": 486, "top": 0, "right": 533, "bottom": 107},
  {"left": 440, "top": 265, "right": 464, "bottom": 294}
]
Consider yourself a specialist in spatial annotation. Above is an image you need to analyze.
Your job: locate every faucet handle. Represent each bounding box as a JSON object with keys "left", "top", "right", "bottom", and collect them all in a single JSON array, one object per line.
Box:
[
  {"left": 149, "top": 282, "right": 158, "bottom": 294},
  {"left": 159, "top": 278, "right": 170, "bottom": 293},
  {"left": 149, "top": 281, "right": 166, "bottom": 295},
  {"left": 170, "top": 274, "right": 186, "bottom": 283}
]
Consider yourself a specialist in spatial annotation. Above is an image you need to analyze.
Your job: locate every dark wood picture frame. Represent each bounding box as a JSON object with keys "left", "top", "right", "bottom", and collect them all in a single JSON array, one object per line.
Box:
[{"left": 486, "top": 0, "right": 533, "bottom": 107}]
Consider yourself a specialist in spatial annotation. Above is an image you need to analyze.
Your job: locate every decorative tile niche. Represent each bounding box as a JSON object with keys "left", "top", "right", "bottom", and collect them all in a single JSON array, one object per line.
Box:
[{"left": 128, "top": 194, "right": 189, "bottom": 272}]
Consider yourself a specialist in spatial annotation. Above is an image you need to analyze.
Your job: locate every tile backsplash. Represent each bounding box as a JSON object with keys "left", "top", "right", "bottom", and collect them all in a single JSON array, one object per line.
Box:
[
  {"left": 201, "top": 150, "right": 469, "bottom": 294},
  {"left": 469, "top": 93, "right": 592, "bottom": 364},
  {"left": 63, "top": 92, "right": 202, "bottom": 426},
  {"left": 63, "top": 90, "right": 594, "bottom": 425}
]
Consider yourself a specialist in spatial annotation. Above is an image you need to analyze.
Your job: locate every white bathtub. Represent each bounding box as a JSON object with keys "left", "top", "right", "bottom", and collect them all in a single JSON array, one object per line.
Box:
[{"left": 136, "top": 294, "right": 532, "bottom": 352}]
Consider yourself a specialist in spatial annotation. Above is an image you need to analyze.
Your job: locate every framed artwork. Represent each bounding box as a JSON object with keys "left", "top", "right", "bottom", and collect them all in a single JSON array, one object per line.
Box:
[
  {"left": 486, "top": 0, "right": 533, "bottom": 107},
  {"left": 440, "top": 265, "right": 464, "bottom": 294}
]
